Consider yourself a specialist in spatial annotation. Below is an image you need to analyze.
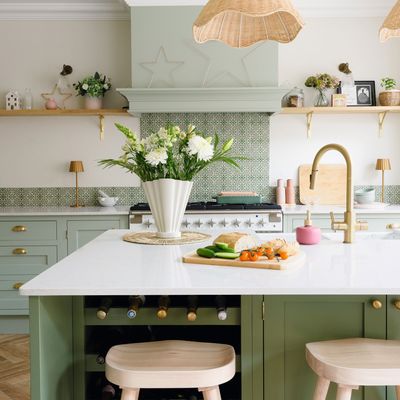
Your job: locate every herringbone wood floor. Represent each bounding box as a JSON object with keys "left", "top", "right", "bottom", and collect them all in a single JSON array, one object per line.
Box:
[{"left": 0, "top": 335, "right": 30, "bottom": 400}]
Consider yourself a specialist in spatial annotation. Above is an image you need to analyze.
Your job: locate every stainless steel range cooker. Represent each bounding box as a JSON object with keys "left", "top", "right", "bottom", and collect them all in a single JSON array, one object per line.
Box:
[{"left": 129, "top": 202, "right": 283, "bottom": 233}]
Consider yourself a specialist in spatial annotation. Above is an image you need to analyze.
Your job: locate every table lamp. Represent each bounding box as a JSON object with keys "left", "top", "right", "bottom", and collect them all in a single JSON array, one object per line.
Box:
[
  {"left": 375, "top": 158, "right": 391, "bottom": 203},
  {"left": 69, "top": 161, "right": 84, "bottom": 208}
]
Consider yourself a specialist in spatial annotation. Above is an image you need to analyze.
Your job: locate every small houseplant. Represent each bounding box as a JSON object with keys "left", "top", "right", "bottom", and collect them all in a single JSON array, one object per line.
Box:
[
  {"left": 73, "top": 72, "right": 111, "bottom": 110},
  {"left": 379, "top": 77, "right": 400, "bottom": 106},
  {"left": 100, "top": 123, "right": 243, "bottom": 239},
  {"left": 305, "top": 73, "right": 340, "bottom": 107}
]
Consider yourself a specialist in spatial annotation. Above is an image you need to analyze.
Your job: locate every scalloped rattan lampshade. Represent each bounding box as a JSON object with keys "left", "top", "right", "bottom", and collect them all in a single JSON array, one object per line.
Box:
[
  {"left": 380, "top": 0, "right": 400, "bottom": 42},
  {"left": 193, "top": 0, "right": 304, "bottom": 48}
]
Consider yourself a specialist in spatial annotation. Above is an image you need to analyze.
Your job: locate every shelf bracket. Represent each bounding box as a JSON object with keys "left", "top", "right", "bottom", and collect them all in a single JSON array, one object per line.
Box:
[
  {"left": 306, "top": 112, "right": 314, "bottom": 139},
  {"left": 378, "top": 111, "right": 388, "bottom": 137},
  {"left": 99, "top": 114, "right": 105, "bottom": 140}
]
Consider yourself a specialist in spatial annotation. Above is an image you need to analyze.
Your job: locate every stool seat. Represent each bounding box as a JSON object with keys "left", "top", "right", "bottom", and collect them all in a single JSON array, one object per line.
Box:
[
  {"left": 105, "top": 340, "right": 236, "bottom": 389},
  {"left": 306, "top": 338, "right": 400, "bottom": 386}
]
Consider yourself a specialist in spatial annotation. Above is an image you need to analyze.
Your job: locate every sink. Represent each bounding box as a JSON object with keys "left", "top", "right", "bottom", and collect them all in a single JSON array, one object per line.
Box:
[{"left": 322, "top": 231, "right": 400, "bottom": 241}]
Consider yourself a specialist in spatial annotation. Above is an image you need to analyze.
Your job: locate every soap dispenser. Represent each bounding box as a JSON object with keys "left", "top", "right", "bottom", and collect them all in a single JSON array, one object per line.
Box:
[{"left": 296, "top": 210, "right": 321, "bottom": 245}]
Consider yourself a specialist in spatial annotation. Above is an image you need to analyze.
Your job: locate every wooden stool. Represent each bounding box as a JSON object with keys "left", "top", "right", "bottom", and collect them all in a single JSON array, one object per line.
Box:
[
  {"left": 105, "top": 340, "right": 236, "bottom": 400},
  {"left": 306, "top": 338, "right": 400, "bottom": 400}
]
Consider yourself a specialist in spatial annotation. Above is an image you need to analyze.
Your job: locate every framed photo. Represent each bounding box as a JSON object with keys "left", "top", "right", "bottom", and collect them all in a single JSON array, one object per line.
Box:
[
  {"left": 337, "top": 81, "right": 376, "bottom": 106},
  {"left": 331, "top": 94, "right": 347, "bottom": 107}
]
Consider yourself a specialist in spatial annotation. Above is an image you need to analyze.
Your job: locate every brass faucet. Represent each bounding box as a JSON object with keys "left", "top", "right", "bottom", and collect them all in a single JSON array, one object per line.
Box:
[{"left": 309, "top": 144, "right": 368, "bottom": 243}]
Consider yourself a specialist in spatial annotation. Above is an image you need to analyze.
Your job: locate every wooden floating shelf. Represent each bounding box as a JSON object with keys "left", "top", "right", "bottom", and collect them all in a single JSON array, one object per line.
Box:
[
  {"left": 0, "top": 109, "right": 128, "bottom": 140},
  {"left": 0, "top": 108, "right": 127, "bottom": 116},
  {"left": 280, "top": 106, "right": 400, "bottom": 138}
]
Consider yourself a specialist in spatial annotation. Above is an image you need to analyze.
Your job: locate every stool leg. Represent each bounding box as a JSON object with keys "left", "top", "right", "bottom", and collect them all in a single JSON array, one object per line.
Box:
[
  {"left": 313, "top": 377, "right": 330, "bottom": 400},
  {"left": 199, "top": 386, "right": 221, "bottom": 400},
  {"left": 396, "top": 386, "right": 400, "bottom": 400},
  {"left": 121, "top": 388, "right": 140, "bottom": 400},
  {"left": 336, "top": 385, "right": 358, "bottom": 400}
]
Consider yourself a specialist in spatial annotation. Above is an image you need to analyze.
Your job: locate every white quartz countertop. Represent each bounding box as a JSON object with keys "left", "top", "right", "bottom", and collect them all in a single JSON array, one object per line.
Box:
[
  {"left": 1, "top": 205, "right": 400, "bottom": 217},
  {"left": 20, "top": 229, "right": 400, "bottom": 296},
  {"left": 0, "top": 206, "right": 130, "bottom": 216},
  {"left": 282, "top": 204, "right": 400, "bottom": 215}
]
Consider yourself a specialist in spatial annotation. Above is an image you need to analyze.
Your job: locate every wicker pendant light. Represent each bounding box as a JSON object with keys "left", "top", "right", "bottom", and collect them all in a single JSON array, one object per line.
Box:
[
  {"left": 193, "top": 0, "right": 304, "bottom": 48},
  {"left": 380, "top": 0, "right": 400, "bottom": 42}
]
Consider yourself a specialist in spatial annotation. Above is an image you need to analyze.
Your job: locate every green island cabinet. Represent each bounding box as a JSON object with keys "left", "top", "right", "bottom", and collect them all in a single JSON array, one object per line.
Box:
[
  {"left": 0, "top": 214, "right": 128, "bottom": 333},
  {"left": 29, "top": 294, "right": 400, "bottom": 400}
]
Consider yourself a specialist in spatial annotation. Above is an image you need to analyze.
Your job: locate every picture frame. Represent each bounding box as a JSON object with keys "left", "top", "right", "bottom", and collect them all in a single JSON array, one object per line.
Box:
[{"left": 337, "top": 81, "right": 376, "bottom": 106}]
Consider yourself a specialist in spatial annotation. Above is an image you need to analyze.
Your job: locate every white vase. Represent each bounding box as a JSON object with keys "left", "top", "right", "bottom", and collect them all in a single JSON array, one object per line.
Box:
[
  {"left": 142, "top": 179, "right": 193, "bottom": 239},
  {"left": 84, "top": 96, "right": 103, "bottom": 110}
]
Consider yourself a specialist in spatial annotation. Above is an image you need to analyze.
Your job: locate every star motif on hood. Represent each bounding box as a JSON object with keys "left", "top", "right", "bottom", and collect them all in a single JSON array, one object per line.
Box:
[{"left": 140, "top": 47, "right": 185, "bottom": 88}]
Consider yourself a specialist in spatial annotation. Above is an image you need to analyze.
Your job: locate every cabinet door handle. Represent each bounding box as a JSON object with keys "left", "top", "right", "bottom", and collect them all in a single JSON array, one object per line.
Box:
[
  {"left": 13, "top": 248, "right": 27, "bottom": 255},
  {"left": 12, "top": 225, "right": 27, "bottom": 232},
  {"left": 13, "top": 282, "right": 23, "bottom": 290},
  {"left": 371, "top": 299, "right": 383, "bottom": 310},
  {"left": 394, "top": 300, "right": 400, "bottom": 310}
]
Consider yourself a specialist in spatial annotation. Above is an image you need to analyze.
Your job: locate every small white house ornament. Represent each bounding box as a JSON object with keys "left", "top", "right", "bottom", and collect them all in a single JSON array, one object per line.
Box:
[{"left": 6, "top": 90, "right": 21, "bottom": 110}]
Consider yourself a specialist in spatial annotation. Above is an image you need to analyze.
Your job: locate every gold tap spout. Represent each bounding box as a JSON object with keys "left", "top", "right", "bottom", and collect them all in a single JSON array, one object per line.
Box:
[{"left": 309, "top": 144, "right": 367, "bottom": 243}]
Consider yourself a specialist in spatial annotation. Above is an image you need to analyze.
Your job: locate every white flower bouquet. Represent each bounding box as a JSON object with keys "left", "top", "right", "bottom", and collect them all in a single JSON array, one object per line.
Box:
[{"left": 99, "top": 123, "right": 242, "bottom": 182}]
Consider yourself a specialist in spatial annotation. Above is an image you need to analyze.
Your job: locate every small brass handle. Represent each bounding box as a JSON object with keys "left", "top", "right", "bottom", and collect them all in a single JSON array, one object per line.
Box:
[
  {"left": 12, "top": 225, "right": 27, "bottom": 232},
  {"left": 394, "top": 300, "right": 400, "bottom": 310},
  {"left": 387, "top": 224, "right": 400, "bottom": 231},
  {"left": 372, "top": 299, "right": 383, "bottom": 310},
  {"left": 13, "top": 282, "right": 23, "bottom": 290},
  {"left": 13, "top": 248, "right": 27, "bottom": 255}
]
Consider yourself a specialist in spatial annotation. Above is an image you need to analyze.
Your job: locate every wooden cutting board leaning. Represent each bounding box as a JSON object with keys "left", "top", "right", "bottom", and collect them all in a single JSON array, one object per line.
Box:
[
  {"left": 182, "top": 251, "right": 306, "bottom": 270},
  {"left": 298, "top": 164, "right": 346, "bottom": 205}
]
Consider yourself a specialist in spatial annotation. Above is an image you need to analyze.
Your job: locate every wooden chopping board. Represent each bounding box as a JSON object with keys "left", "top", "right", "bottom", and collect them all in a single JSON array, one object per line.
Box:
[
  {"left": 182, "top": 251, "right": 306, "bottom": 271},
  {"left": 299, "top": 164, "right": 346, "bottom": 205}
]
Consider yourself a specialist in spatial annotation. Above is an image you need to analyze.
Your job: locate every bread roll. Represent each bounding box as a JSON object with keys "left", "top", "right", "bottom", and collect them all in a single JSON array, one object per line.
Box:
[{"left": 213, "top": 232, "right": 257, "bottom": 252}]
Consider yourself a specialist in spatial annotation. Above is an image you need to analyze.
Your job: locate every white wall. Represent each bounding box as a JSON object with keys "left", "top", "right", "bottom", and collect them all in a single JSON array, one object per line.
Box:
[
  {"left": 270, "top": 17, "right": 400, "bottom": 187},
  {"left": 0, "top": 20, "right": 141, "bottom": 188}
]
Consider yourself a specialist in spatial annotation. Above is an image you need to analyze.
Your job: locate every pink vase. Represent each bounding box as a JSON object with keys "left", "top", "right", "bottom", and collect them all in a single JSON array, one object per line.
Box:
[{"left": 84, "top": 96, "right": 103, "bottom": 110}]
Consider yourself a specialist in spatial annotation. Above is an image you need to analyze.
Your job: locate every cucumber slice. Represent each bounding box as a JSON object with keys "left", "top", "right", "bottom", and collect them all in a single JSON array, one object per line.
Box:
[
  {"left": 215, "top": 252, "right": 240, "bottom": 259},
  {"left": 215, "top": 242, "right": 229, "bottom": 250},
  {"left": 197, "top": 248, "right": 215, "bottom": 258}
]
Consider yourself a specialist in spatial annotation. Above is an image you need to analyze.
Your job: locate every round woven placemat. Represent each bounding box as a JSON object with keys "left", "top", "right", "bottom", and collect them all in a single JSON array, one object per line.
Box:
[{"left": 123, "top": 231, "right": 211, "bottom": 245}]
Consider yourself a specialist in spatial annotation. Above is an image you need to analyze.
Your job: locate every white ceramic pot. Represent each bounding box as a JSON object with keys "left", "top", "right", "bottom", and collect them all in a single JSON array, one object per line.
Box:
[
  {"left": 142, "top": 179, "right": 193, "bottom": 239},
  {"left": 84, "top": 96, "right": 103, "bottom": 110}
]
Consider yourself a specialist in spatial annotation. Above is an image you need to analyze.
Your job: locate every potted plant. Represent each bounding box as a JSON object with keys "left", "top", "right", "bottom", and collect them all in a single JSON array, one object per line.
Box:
[
  {"left": 73, "top": 72, "right": 111, "bottom": 110},
  {"left": 100, "top": 123, "right": 243, "bottom": 239},
  {"left": 379, "top": 78, "right": 400, "bottom": 106},
  {"left": 305, "top": 73, "right": 340, "bottom": 107}
]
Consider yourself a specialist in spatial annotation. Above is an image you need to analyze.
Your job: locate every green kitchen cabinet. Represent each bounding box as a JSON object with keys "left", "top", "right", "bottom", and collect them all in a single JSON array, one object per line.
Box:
[
  {"left": 284, "top": 214, "right": 400, "bottom": 233},
  {"left": 263, "top": 296, "right": 387, "bottom": 400},
  {"left": 66, "top": 216, "right": 128, "bottom": 254}
]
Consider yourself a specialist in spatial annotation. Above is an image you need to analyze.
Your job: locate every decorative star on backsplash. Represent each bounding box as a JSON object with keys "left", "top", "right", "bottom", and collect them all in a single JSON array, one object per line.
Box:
[{"left": 140, "top": 47, "right": 184, "bottom": 88}]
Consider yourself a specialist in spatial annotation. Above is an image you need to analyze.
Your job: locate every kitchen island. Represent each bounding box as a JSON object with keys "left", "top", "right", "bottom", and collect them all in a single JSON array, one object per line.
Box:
[{"left": 21, "top": 230, "right": 400, "bottom": 400}]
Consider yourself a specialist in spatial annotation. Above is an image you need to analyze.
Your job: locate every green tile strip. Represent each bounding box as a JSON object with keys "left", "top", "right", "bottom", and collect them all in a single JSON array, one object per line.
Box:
[{"left": 1, "top": 112, "right": 399, "bottom": 207}]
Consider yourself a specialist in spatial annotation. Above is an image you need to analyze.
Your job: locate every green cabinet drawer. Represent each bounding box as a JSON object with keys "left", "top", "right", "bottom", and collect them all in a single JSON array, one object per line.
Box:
[
  {"left": 0, "top": 246, "right": 57, "bottom": 275},
  {"left": 0, "top": 220, "right": 57, "bottom": 241},
  {"left": 0, "top": 275, "right": 34, "bottom": 313},
  {"left": 289, "top": 215, "right": 341, "bottom": 232}
]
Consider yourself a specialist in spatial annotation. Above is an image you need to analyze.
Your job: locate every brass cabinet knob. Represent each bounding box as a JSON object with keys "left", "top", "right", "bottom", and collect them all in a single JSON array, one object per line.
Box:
[
  {"left": 394, "top": 300, "right": 400, "bottom": 310},
  {"left": 12, "top": 225, "right": 27, "bottom": 232},
  {"left": 12, "top": 248, "right": 27, "bottom": 255},
  {"left": 13, "top": 282, "right": 23, "bottom": 290},
  {"left": 372, "top": 299, "right": 383, "bottom": 310},
  {"left": 387, "top": 224, "right": 400, "bottom": 231}
]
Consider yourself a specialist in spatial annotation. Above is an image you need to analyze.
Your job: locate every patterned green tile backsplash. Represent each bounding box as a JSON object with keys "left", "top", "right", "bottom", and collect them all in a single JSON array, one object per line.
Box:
[{"left": 1, "top": 112, "right": 400, "bottom": 207}]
